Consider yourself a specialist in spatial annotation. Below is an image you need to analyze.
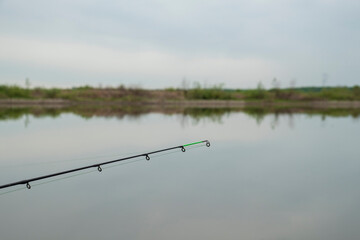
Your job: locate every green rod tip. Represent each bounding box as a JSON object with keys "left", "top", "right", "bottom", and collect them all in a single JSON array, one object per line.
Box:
[{"left": 183, "top": 140, "right": 209, "bottom": 147}]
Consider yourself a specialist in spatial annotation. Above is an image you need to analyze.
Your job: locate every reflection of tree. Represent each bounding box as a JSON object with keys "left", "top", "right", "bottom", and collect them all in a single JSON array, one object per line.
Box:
[
  {"left": 270, "top": 114, "right": 280, "bottom": 129},
  {"left": 181, "top": 108, "right": 232, "bottom": 126},
  {"left": 0, "top": 108, "right": 26, "bottom": 120},
  {"left": 24, "top": 114, "right": 30, "bottom": 128},
  {"left": 288, "top": 114, "right": 295, "bottom": 129},
  {"left": 243, "top": 106, "right": 360, "bottom": 129},
  {"left": 0, "top": 105, "right": 359, "bottom": 129},
  {"left": 242, "top": 108, "right": 266, "bottom": 125}
]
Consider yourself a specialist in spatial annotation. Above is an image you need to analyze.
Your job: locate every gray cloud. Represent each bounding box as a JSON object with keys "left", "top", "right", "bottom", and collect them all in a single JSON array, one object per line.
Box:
[{"left": 0, "top": 0, "right": 359, "bottom": 88}]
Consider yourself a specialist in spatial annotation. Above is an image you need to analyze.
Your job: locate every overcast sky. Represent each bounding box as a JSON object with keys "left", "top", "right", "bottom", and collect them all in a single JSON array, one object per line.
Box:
[{"left": 0, "top": 0, "right": 359, "bottom": 89}]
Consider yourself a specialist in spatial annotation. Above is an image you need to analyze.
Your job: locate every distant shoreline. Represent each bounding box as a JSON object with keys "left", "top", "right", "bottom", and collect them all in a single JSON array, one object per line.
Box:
[
  {"left": 1, "top": 85, "right": 360, "bottom": 105},
  {"left": 1, "top": 98, "right": 360, "bottom": 109}
]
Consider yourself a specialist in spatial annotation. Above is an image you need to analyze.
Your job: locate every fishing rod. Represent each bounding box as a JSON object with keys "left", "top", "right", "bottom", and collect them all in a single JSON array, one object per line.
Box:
[{"left": 0, "top": 140, "right": 210, "bottom": 190}]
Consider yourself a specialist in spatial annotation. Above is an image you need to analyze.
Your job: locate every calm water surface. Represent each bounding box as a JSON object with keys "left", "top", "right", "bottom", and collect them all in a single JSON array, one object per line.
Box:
[{"left": 1, "top": 109, "right": 359, "bottom": 240}]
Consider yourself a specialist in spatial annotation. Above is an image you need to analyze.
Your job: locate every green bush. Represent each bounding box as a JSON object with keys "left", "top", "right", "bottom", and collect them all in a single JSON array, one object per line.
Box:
[
  {"left": 243, "top": 89, "right": 268, "bottom": 100},
  {"left": 320, "top": 88, "right": 354, "bottom": 100},
  {"left": 185, "top": 83, "right": 234, "bottom": 100},
  {"left": 45, "top": 88, "right": 60, "bottom": 98},
  {"left": 0, "top": 85, "right": 31, "bottom": 98},
  {"left": 353, "top": 85, "right": 360, "bottom": 97}
]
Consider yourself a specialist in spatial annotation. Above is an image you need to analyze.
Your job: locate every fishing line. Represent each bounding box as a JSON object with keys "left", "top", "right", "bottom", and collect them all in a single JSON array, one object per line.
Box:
[
  {"left": 36, "top": 143, "right": 209, "bottom": 186},
  {"left": 0, "top": 185, "right": 26, "bottom": 196},
  {"left": 32, "top": 168, "right": 98, "bottom": 188},
  {"left": 1, "top": 142, "right": 208, "bottom": 168},
  {"left": 0, "top": 142, "right": 209, "bottom": 196},
  {"left": 0, "top": 142, "right": 210, "bottom": 196},
  {"left": 0, "top": 140, "right": 210, "bottom": 192},
  {"left": 32, "top": 143, "right": 208, "bottom": 184},
  {"left": 0, "top": 147, "right": 151, "bottom": 168},
  {"left": 102, "top": 143, "right": 207, "bottom": 171},
  {"left": 35, "top": 155, "right": 150, "bottom": 188},
  {"left": 146, "top": 143, "right": 207, "bottom": 159}
]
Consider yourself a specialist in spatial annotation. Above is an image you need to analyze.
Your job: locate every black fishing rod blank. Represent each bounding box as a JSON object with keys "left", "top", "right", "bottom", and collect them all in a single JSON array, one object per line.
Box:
[{"left": 0, "top": 140, "right": 210, "bottom": 190}]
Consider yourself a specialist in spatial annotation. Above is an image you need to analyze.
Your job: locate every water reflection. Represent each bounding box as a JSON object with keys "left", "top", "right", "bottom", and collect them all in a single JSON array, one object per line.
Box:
[
  {"left": 1, "top": 104, "right": 360, "bottom": 240},
  {"left": 1, "top": 105, "right": 359, "bottom": 129}
]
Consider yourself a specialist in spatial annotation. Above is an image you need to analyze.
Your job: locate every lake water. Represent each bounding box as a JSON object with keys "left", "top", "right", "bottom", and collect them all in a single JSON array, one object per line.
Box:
[{"left": 1, "top": 108, "right": 360, "bottom": 240}]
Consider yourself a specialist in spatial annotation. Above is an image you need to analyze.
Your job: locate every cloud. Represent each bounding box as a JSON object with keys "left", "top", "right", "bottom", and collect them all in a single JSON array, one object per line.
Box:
[
  {"left": 0, "top": 35, "right": 281, "bottom": 88},
  {"left": 0, "top": 0, "right": 359, "bottom": 87}
]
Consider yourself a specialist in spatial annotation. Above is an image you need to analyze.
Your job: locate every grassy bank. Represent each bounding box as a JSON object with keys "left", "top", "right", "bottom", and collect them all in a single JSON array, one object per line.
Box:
[{"left": 1, "top": 84, "right": 360, "bottom": 102}]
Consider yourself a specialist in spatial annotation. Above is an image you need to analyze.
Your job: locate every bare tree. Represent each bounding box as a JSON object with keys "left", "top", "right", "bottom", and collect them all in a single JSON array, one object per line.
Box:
[
  {"left": 322, "top": 73, "right": 328, "bottom": 87},
  {"left": 25, "top": 78, "right": 31, "bottom": 89},
  {"left": 271, "top": 78, "right": 281, "bottom": 89},
  {"left": 290, "top": 78, "right": 296, "bottom": 89},
  {"left": 180, "top": 77, "right": 190, "bottom": 90}
]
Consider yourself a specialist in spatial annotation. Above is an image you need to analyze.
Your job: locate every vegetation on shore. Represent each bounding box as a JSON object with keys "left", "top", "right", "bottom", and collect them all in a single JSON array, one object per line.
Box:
[{"left": 1, "top": 83, "right": 360, "bottom": 102}]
